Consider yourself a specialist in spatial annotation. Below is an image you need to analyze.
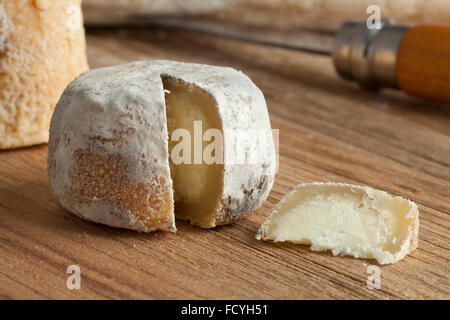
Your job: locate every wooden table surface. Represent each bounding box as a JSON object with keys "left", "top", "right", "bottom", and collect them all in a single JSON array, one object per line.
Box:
[{"left": 0, "top": 26, "right": 449, "bottom": 299}]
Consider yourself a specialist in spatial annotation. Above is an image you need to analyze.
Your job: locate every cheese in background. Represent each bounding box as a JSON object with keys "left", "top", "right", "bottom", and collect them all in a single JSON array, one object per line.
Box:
[
  {"left": 48, "top": 60, "right": 276, "bottom": 232},
  {"left": 0, "top": 0, "right": 88, "bottom": 149},
  {"left": 257, "top": 183, "right": 419, "bottom": 264}
]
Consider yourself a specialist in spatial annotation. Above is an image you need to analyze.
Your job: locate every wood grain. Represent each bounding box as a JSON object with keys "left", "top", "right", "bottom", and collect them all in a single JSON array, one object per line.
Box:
[
  {"left": 397, "top": 24, "right": 450, "bottom": 104},
  {"left": 0, "top": 26, "right": 449, "bottom": 299}
]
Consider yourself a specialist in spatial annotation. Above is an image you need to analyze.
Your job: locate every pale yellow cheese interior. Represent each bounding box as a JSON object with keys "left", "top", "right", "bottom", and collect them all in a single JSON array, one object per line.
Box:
[
  {"left": 260, "top": 184, "right": 416, "bottom": 260},
  {"left": 163, "top": 77, "right": 223, "bottom": 228}
]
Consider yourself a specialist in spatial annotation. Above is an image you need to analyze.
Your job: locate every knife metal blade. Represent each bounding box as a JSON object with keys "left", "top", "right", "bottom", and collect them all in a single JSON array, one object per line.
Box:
[{"left": 130, "top": 16, "right": 335, "bottom": 56}]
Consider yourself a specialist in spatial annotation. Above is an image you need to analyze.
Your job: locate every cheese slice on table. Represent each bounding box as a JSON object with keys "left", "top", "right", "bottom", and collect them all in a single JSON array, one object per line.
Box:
[
  {"left": 48, "top": 60, "right": 277, "bottom": 232},
  {"left": 0, "top": 0, "right": 88, "bottom": 149},
  {"left": 256, "top": 182, "right": 419, "bottom": 264}
]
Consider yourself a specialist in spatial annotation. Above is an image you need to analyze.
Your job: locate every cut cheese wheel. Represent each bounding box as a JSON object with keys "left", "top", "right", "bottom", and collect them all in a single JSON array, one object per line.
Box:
[
  {"left": 48, "top": 60, "right": 277, "bottom": 232},
  {"left": 256, "top": 182, "right": 419, "bottom": 264},
  {"left": 0, "top": 0, "right": 88, "bottom": 149}
]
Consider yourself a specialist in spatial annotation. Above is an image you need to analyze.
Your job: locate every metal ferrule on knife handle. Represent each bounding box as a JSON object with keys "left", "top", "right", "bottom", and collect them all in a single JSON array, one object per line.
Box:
[
  {"left": 332, "top": 21, "right": 408, "bottom": 89},
  {"left": 332, "top": 22, "right": 450, "bottom": 104}
]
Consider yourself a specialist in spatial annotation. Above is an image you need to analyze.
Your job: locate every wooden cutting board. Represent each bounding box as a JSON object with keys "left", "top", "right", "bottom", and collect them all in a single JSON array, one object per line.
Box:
[{"left": 0, "top": 26, "right": 449, "bottom": 299}]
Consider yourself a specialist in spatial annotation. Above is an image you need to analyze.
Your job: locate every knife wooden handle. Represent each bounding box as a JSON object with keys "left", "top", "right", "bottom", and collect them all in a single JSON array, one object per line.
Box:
[
  {"left": 397, "top": 25, "right": 450, "bottom": 104},
  {"left": 333, "top": 22, "right": 450, "bottom": 105}
]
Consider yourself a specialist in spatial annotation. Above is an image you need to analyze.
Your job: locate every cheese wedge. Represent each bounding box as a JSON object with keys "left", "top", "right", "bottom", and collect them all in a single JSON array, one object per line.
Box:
[
  {"left": 0, "top": 0, "right": 88, "bottom": 149},
  {"left": 48, "top": 60, "right": 276, "bottom": 232},
  {"left": 256, "top": 182, "right": 419, "bottom": 264}
]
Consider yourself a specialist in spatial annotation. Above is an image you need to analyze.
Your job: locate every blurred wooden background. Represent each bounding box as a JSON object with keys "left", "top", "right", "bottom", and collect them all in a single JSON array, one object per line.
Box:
[{"left": 0, "top": 24, "right": 449, "bottom": 299}]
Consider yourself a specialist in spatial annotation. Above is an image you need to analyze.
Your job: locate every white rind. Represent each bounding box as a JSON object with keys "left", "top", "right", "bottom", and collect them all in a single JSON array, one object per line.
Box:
[
  {"left": 49, "top": 62, "right": 173, "bottom": 232},
  {"left": 256, "top": 182, "right": 419, "bottom": 265},
  {"left": 48, "top": 60, "right": 276, "bottom": 231}
]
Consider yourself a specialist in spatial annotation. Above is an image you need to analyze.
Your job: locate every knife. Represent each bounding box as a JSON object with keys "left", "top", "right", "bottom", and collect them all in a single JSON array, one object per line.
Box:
[{"left": 130, "top": 16, "right": 450, "bottom": 104}]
